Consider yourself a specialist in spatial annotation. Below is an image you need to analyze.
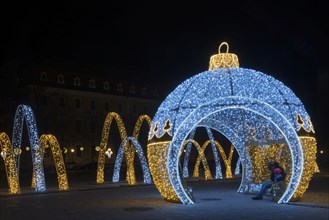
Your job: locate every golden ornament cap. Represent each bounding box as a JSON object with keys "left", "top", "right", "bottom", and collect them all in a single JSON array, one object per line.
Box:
[{"left": 209, "top": 42, "right": 239, "bottom": 70}]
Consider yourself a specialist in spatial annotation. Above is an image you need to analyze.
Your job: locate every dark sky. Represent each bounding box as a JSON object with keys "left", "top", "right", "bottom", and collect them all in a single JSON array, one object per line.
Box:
[
  {"left": 1, "top": 1, "right": 328, "bottom": 147},
  {"left": 1, "top": 1, "right": 328, "bottom": 102}
]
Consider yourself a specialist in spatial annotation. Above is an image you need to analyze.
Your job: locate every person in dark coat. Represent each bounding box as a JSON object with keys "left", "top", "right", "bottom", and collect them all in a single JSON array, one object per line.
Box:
[{"left": 252, "top": 161, "right": 286, "bottom": 200}]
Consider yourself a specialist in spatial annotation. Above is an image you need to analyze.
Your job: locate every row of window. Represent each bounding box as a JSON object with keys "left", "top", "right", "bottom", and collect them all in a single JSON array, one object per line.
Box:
[
  {"left": 40, "top": 72, "right": 158, "bottom": 96},
  {"left": 58, "top": 119, "right": 98, "bottom": 133},
  {"left": 41, "top": 96, "right": 144, "bottom": 113}
]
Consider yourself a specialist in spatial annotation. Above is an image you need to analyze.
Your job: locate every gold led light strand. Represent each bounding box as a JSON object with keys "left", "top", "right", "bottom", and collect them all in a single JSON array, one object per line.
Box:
[
  {"left": 147, "top": 119, "right": 180, "bottom": 203},
  {"left": 220, "top": 144, "right": 234, "bottom": 179},
  {"left": 112, "top": 114, "right": 152, "bottom": 184},
  {"left": 291, "top": 137, "right": 319, "bottom": 201},
  {"left": 247, "top": 144, "right": 291, "bottom": 185},
  {"left": 147, "top": 140, "right": 180, "bottom": 202},
  {"left": 97, "top": 112, "right": 128, "bottom": 184},
  {"left": 247, "top": 140, "right": 319, "bottom": 201},
  {"left": 181, "top": 139, "right": 211, "bottom": 180},
  {"left": 133, "top": 115, "right": 152, "bottom": 141},
  {"left": 208, "top": 42, "right": 239, "bottom": 70},
  {"left": 147, "top": 42, "right": 317, "bottom": 205},
  {"left": 97, "top": 113, "right": 153, "bottom": 185},
  {"left": 127, "top": 115, "right": 152, "bottom": 184},
  {"left": 0, "top": 132, "right": 20, "bottom": 194},
  {"left": 38, "top": 134, "right": 69, "bottom": 191},
  {"left": 12, "top": 104, "right": 46, "bottom": 192},
  {"left": 193, "top": 140, "right": 234, "bottom": 179}
]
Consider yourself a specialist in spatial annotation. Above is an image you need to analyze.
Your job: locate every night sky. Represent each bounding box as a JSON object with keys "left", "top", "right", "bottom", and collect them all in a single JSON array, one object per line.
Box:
[{"left": 1, "top": 1, "right": 328, "bottom": 144}]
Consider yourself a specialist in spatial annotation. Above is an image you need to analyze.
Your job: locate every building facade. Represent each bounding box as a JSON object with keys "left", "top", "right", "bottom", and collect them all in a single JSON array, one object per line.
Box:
[{"left": 1, "top": 61, "right": 163, "bottom": 170}]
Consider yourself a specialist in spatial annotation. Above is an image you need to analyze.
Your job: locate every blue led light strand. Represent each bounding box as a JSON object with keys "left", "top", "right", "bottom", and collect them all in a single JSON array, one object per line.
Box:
[
  {"left": 149, "top": 67, "right": 311, "bottom": 205},
  {"left": 113, "top": 137, "right": 152, "bottom": 184},
  {"left": 12, "top": 104, "right": 46, "bottom": 192}
]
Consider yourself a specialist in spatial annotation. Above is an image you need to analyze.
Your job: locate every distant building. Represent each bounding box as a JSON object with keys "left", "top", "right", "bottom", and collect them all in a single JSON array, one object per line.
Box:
[{"left": 0, "top": 58, "right": 163, "bottom": 170}]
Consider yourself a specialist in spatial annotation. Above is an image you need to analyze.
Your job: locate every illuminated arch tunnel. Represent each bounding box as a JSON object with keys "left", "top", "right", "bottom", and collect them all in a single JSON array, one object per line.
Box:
[{"left": 147, "top": 43, "right": 318, "bottom": 205}]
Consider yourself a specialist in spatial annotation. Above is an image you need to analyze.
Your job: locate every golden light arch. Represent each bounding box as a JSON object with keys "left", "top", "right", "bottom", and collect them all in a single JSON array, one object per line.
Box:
[
  {"left": 127, "top": 114, "right": 152, "bottom": 183},
  {"left": 36, "top": 134, "right": 69, "bottom": 191},
  {"left": 97, "top": 112, "right": 128, "bottom": 184},
  {"left": 193, "top": 141, "right": 234, "bottom": 179},
  {"left": 0, "top": 132, "right": 20, "bottom": 194},
  {"left": 183, "top": 139, "right": 212, "bottom": 180},
  {"left": 97, "top": 113, "right": 153, "bottom": 185}
]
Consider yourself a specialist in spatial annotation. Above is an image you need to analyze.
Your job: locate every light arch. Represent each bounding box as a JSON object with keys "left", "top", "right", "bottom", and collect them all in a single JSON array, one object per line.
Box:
[
  {"left": 183, "top": 139, "right": 212, "bottom": 180},
  {"left": 128, "top": 115, "right": 152, "bottom": 184},
  {"left": 97, "top": 112, "right": 128, "bottom": 184},
  {"left": 97, "top": 113, "right": 153, "bottom": 185},
  {"left": 182, "top": 127, "right": 224, "bottom": 179},
  {"left": 168, "top": 97, "right": 303, "bottom": 204},
  {"left": 112, "top": 115, "right": 152, "bottom": 184},
  {"left": 112, "top": 137, "right": 152, "bottom": 184},
  {"left": 193, "top": 140, "right": 234, "bottom": 179},
  {"left": 12, "top": 104, "right": 46, "bottom": 192},
  {"left": 38, "top": 134, "right": 69, "bottom": 190},
  {"left": 0, "top": 132, "right": 20, "bottom": 194}
]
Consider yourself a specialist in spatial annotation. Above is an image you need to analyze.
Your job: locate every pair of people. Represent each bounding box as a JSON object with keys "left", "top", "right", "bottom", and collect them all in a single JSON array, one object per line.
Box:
[{"left": 252, "top": 161, "right": 286, "bottom": 200}]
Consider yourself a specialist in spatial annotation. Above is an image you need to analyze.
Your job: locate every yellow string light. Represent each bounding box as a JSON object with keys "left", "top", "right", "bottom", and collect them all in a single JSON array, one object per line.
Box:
[
  {"left": 38, "top": 134, "right": 69, "bottom": 191},
  {"left": 181, "top": 139, "right": 211, "bottom": 180},
  {"left": 208, "top": 42, "right": 239, "bottom": 70},
  {"left": 247, "top": 137, "right": 319, "bottom": 201},
  {"left": 0, "top": 132, "right": 20, "bottom": 194},
  {"left": 97, "top": 112, "right": 128, "bottom": 184},
  {"left": 147, "top": 141, "right": 180, "bottom": 203}
]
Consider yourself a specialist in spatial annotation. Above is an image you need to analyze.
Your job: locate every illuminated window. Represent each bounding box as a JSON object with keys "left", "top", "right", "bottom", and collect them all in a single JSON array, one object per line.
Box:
[
  {"left": 57, "top": 74, "right": 65, "bottom": 84},
  {"left": 73, "top": 77, "right": 81, "bottom": 86}
]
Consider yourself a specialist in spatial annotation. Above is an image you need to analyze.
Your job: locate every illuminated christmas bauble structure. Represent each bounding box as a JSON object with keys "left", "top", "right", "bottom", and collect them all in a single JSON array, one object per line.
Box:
[{"left": 147, "top": 42, "right": 318, "bottom": 205}]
